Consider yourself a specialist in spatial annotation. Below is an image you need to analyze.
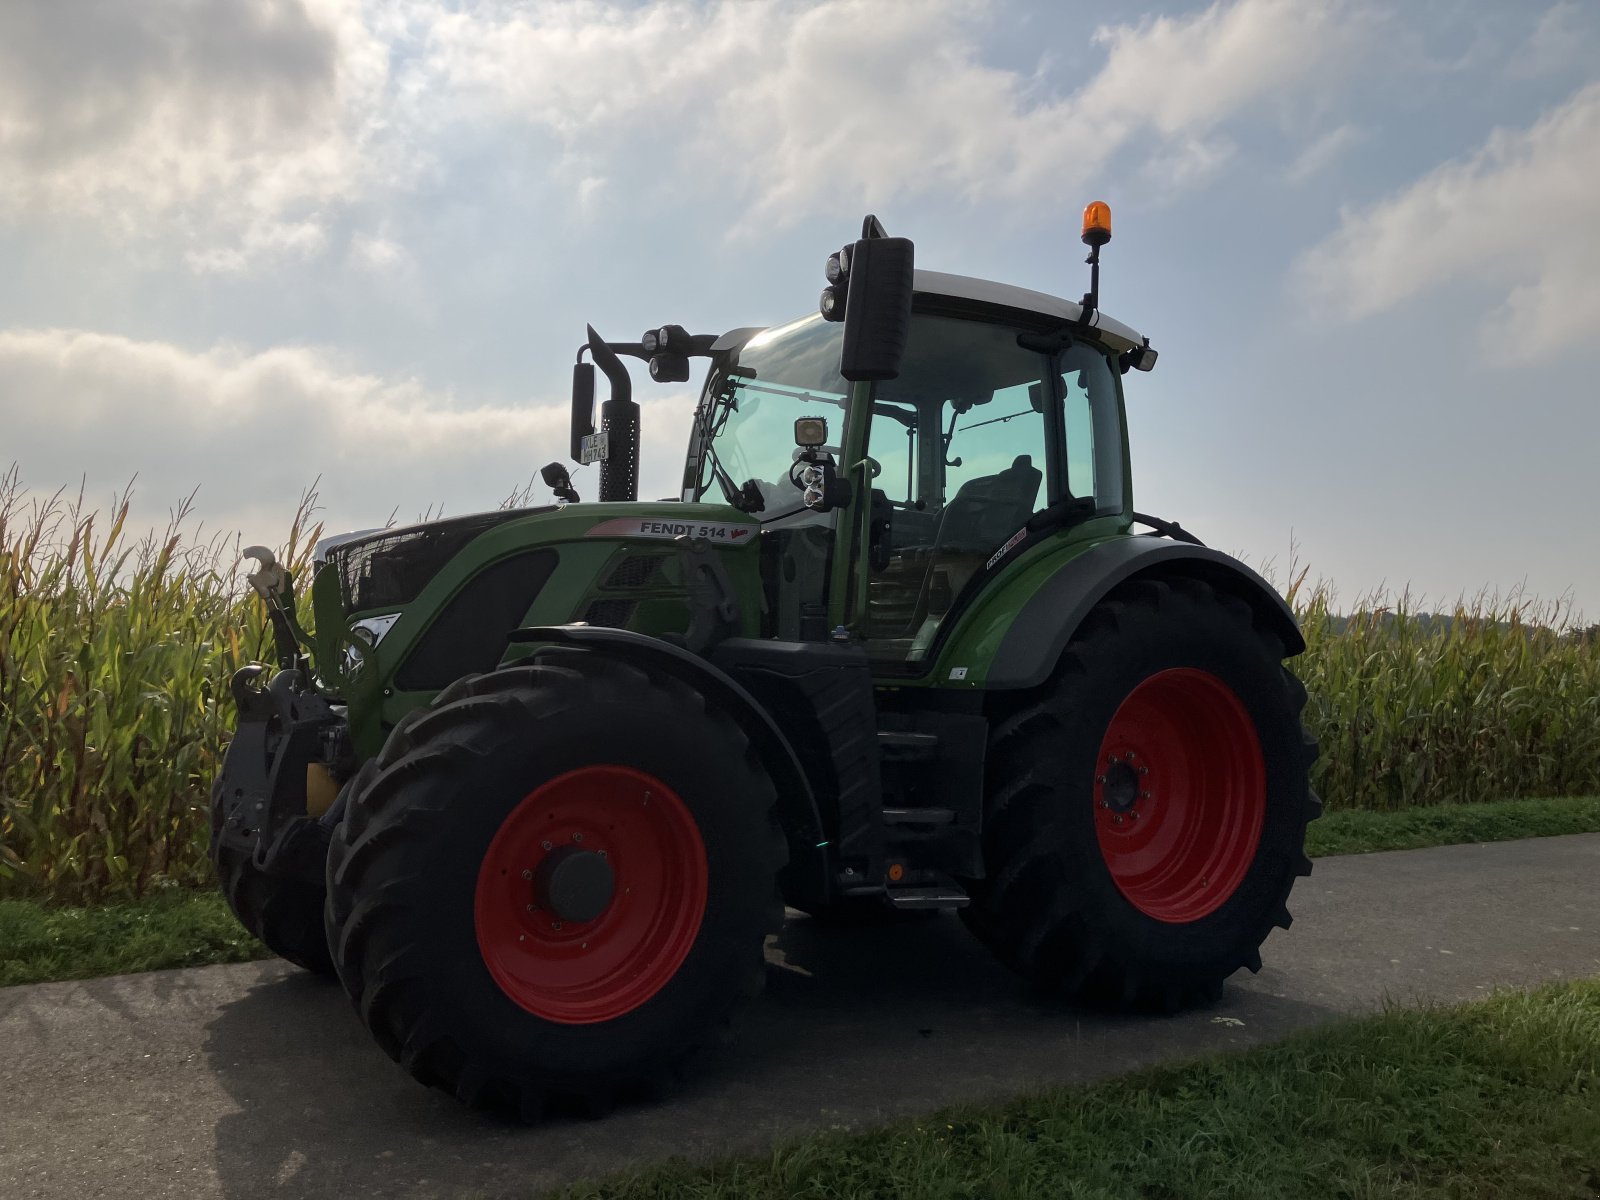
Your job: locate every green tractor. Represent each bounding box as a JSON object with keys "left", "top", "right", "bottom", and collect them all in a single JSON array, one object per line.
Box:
[{"left": 212, "top": 205, "right": 1319, "bottom": 1118}]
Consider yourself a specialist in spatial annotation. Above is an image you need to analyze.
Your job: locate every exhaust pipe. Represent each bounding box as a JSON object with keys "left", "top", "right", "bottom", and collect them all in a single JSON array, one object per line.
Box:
[{"left": 581, "top": 326, "right": 640, "bottom": 503}]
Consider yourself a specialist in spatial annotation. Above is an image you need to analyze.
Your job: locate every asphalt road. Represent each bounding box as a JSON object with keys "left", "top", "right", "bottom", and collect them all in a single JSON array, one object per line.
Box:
[{"left": 3, "top": 833, "right": 1598, "bottom": 1200}]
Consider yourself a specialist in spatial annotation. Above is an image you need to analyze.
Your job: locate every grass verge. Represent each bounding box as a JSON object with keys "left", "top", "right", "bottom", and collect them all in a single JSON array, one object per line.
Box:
[
  {"left": 0, "top": 888, "right": 268, "bottom": 988},
  {"left": 2, "top": 796, "right": 1597, "bottom": 990},
  {"left": 1304, "top": 793, "right": 1600, "bottom": 857},
  {"left": 555, "top": 977, "right": 1600, "bottom": 1200}
]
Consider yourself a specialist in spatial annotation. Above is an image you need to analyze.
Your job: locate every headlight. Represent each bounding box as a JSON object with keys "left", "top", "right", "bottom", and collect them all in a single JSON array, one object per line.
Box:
[{"left": 344, "top": 613, "right": 400, "bottom": 674}]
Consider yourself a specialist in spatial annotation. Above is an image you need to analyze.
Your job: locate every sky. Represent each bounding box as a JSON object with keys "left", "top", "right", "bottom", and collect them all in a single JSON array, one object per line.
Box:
[{"left": 2, "top": 0, "right": 1598, "bottom": 614}]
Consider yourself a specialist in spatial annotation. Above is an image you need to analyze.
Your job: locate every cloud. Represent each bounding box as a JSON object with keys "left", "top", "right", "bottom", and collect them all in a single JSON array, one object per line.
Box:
[
  {"left": 0, "top": 327, "right": 695, "bottom": 537},
  {"left": 0, "top": 0, "right": 1369, "bottom": 265},
  {"left": 348, "top": 232, "right": 407, "bottom": 273},
  {"left": 1294, "top": 82, "right": 1600, "bottom": 361},
  {"left": 1506, "top": 3, "right": 1598, "bottom": 80},
  {"left": 423, "top": 0, "right": 1367, "bottom": 227},
  {"left": 1285, "top": 124, "right": 1363, "bottom": 184},
  {"left": 0, "top": 0, "right": 395, "bottom": 270}
]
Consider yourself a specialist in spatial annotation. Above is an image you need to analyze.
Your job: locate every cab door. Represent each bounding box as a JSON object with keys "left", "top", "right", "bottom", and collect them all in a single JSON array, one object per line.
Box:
[{"left": 853, "top": 312, "right": 1063, "bottom": 665}]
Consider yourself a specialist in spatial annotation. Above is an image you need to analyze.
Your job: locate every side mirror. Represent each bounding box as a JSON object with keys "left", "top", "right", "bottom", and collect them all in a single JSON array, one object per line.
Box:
[
  {"left": 570, "top": 362, "right": 595, "bottom": 462},
  {"left": 1117, "top": 342, "right": 1159, "bottom": 375},
  {"left": 840, "top": 235, "right": 914, "bottom": 382},
  {"left": 822, "top": 217, "right": 915, "bottom": 383}
]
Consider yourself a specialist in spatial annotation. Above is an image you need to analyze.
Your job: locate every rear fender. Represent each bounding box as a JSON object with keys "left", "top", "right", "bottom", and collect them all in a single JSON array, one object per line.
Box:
[
  {"left": 987, "top": 539, "right": 1304, "bottom": 690},
  {"left": 506, "top": 625, "right": 833, "bottom": 908}
]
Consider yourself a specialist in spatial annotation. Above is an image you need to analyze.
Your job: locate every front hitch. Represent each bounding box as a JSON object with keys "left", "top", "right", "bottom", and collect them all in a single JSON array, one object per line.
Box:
[{"left": 214, "top": 666, "right": 349, "bottom": 873}]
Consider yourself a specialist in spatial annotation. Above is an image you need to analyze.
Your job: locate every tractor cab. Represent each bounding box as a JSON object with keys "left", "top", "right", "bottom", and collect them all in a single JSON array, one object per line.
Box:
[
  {"left": 679, "top": 272, "right": 1148, "bottom": 669},
  {"left": 565, "top": 207, "right": 1158, "bottom": 679}
]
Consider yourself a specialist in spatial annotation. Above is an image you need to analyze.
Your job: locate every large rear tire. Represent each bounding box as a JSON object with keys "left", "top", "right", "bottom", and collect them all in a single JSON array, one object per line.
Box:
[
  {"left": 961, "top": 577, "right": 1319, "bottom": 1010},
  {"left": 208, "top": 785, "right": 335, "bottom": 976},
  {"left": 324, "top": 652, "right": 787, "bottom": 1117}
]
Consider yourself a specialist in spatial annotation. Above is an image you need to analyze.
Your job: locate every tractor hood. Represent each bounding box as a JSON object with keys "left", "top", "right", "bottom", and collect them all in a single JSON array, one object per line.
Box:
[{"left": 319, "top": 507, "right": 556, "bottom": 616}]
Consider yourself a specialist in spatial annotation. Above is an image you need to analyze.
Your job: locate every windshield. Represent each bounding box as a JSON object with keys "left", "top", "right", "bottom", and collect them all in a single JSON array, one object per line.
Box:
[{"left": 688, "top": 313, "right": 848, "bottom": 516}]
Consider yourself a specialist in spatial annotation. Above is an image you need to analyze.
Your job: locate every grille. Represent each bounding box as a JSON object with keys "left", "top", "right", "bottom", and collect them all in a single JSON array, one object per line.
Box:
[
  {"left": 325, "top": 508, "right": 549, "bottom": 613},
  {"left": 583, "top": 599, "right": 637, "bottom": 628},
  {"left": 603, "top": 554, "right": 667, "bottom": 588}
]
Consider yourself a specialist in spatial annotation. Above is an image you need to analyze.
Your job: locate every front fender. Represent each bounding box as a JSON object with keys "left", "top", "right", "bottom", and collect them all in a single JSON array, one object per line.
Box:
[
  {"left": 505, "top": 624, "right": 832, "bottom": 908},
  {"left": 985, "top": 538, "right": 1304, "bottom": 690}
]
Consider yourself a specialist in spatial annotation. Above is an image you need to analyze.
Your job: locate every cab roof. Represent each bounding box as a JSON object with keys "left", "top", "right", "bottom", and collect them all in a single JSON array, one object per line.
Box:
[{"left": 912, "top": 269, "right": 1145, "bottom": 354}]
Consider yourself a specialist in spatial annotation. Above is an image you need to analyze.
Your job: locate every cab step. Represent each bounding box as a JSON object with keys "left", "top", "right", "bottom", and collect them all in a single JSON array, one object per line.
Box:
[
  {"left": 886, "top": 885, "right": 969, "bottom": 910},
  {"left": 882, "top": 807, "right": 956, "bottom": 825},
  {"left": 876, "top": 729, "right": 940, "bottom": 760}
]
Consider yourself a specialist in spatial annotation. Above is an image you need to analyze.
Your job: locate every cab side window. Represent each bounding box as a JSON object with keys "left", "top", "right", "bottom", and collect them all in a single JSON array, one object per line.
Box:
[{"left": 1060, "top": 341, "right": 1125, "bottom": 513}]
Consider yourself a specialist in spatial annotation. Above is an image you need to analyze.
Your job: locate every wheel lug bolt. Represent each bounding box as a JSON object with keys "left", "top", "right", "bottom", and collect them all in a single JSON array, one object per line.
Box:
[
  {"left": 521, "top": 869, "right": 532, "bottom": 880},
  {"left": 1096, "top": 775, "right": 1107, "bottom": 785},
  {"left": 541, "top": 840, "right": 553, "bottom": 851},
  {"left": 526, "top": 904, "right": 535, "bottom": 912},
  {"left": 1138, "top": 766, "right": 1148, "bottom": 776},
  {"left": 551, "top": 920, "right": 563, "bottom": 930},
  {"left": 572, "top": 832, "right": 583, "bottom": 843},
  {"left": 1140, "top": 791, "right": 1150, "bottom": 800}
]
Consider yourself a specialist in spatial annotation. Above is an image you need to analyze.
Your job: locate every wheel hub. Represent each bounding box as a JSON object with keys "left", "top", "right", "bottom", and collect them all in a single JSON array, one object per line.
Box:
[
  {"left": 533, "top": 846, "right": 615, "bottom": 924},
  {"left": 1101, "top": 757, "right": 1141, "bottom": 815}
]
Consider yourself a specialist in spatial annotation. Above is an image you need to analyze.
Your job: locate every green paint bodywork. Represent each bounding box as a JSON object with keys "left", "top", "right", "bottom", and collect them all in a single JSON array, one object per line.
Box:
[
  {"left": 307, "top": 509, "right": 1133, "bottom": 757},
  {"left": 915, "top": 518, "right": 1123, "bottom": 690},
  {"left": 313, "top": 502, "right": 764, "bottom": 756}
]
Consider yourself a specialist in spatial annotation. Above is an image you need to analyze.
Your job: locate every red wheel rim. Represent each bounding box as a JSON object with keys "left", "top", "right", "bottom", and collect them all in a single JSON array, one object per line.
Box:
[
  {"left": 1093, "top": 668, "right": 1266, "bottom": 923},
  {"left": 474, "top": 766, "right": 707, "bottom": 1024}
]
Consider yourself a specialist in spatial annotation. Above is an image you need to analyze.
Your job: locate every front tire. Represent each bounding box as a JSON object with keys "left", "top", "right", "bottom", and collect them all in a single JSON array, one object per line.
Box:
[
  {"left": 962, "top": 578, "right": 1319, "bottom": 1010},
  {"left": 208, "top": 784, "right": 335, "bottom": 976},
  {"left": 324, "top": 652, "right": 787, "bottom": 1117}
]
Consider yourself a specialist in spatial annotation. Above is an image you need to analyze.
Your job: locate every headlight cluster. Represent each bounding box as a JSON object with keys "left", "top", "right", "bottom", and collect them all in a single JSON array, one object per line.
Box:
[
  {"left": 820, "top": 246, "right": 852, "bottom": 322},
  {"left": 641, "top": 325, "right": 691, "bottom": 382}
]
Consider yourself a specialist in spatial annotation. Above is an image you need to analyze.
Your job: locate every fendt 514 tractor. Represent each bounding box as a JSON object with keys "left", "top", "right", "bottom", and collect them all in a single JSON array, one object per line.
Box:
[{"left": 213, "top": 205, "right": 1319, "bottom": 1117}]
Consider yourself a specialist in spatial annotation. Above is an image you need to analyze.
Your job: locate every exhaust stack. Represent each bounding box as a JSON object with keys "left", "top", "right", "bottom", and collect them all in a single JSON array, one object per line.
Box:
[{"left": 584, "top": 326, "right": 640, "bottom": 503}]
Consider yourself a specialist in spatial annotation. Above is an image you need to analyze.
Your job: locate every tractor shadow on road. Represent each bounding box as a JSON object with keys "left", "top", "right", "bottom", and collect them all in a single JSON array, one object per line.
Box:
[{"left": 202, "top": 912, "right": 1338, "bottom": 1198}]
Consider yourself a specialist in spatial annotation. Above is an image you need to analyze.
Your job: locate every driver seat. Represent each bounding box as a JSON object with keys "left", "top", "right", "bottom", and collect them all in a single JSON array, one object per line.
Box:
[{"left": 932, "top": 455, "right": 1043, "bottom": 553}]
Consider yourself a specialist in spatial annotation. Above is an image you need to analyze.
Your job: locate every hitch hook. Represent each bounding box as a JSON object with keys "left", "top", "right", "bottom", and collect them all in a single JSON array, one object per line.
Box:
[{"left": 243, "top": 545, "right": 290, "bottom": 601}]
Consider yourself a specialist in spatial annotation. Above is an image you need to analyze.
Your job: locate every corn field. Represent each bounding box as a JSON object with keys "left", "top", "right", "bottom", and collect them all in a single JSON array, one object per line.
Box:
[
  {"left": 2, "top": 475, "right": 1598, "bottom": 904},
  {"left": 1291, "top": 573, "right": 1600, "bottom": 813},
  {"left": 0, "top": 470, "right": 319, "bottom": 903}
]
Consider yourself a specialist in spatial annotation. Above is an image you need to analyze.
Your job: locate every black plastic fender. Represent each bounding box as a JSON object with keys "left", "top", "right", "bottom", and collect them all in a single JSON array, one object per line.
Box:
[
  {"left": 506, "top": 624, "right": 833, "bottom": 908},
  {"left": 987, "top": 538, "right": 1304, "bottom": 690}
]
